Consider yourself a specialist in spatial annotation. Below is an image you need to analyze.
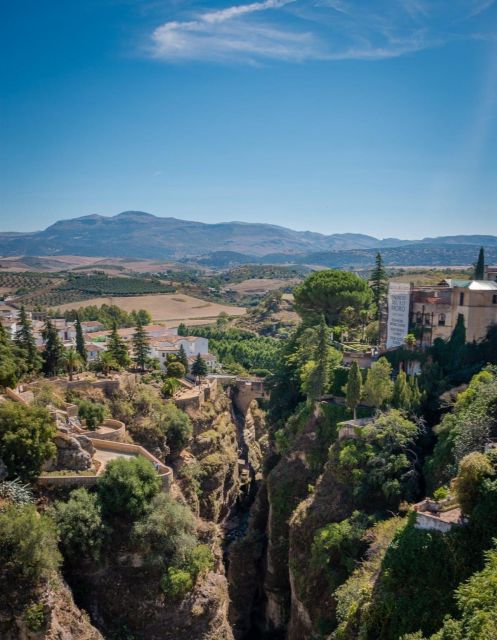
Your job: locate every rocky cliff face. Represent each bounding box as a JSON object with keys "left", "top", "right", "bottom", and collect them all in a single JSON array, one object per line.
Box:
[
  {"left": 286, "top": 452, "right": 355, "bottom": 639},
  {"left": 226, "top": 404, "right": 357, "bottom": 639},
  {"left": 0, "top": 575, "right": 103, "bottom": 640},
  {"left": 75, "top": 560, "right": 234, "bottom": 640},
  {"left": 189, "top": 393, "right": 241, "bottom": 523},
  {"left": 68, "top": 392, "right": 244, "bottom": 640}
]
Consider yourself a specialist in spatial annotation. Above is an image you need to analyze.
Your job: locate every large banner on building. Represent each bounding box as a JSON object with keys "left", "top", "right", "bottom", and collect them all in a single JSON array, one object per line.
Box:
[{"left": 386, "top": 282, "right": 411, "bottom": 349}]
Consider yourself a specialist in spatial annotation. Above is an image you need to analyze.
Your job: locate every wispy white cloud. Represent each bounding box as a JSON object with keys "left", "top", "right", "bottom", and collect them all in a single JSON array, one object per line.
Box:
[{"left": 147, "top": 0, "right": 497, "bottom": 64}]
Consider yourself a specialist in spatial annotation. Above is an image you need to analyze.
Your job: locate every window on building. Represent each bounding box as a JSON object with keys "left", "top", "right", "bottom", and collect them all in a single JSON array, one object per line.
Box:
[
  {"left": 416, "top": 312, "right": 422, "bottom": 324},
  {"left": 493, "top": 294, "right": 497, "bottom": 304},
  {"left": 424, "top": 314, "right": 431, "bottom": 325},
  {"left": 459, "top": 292, "right": 465, "bottom": 306},
  {"left": 438, "top": 313, "right": 446, "bottom": 326}
]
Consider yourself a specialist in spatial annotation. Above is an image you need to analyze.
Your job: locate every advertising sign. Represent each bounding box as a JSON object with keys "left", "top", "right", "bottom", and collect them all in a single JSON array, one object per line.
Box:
[{"left": 386, "top": 282, "right": 411, "bottom": 349}]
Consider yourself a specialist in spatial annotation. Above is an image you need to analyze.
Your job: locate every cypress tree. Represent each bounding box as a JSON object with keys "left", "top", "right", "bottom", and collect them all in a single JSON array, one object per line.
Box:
[
  {"left": 191, "top": 353, "right": 208, "bottom": 378},
  {"left": 132, "top": 321, "right": 150, "bottom": 372},
  {"left": 346, "top": 361, "right": 362, "bottom": 419},
  {"left": 409, "top": 375, "right": 422, "bottom": 413},
  {"left": 474, "top": 247, "right": 485, "bottom": 280},
  {"left": 74, "top": 316, "right": 87, "bottom": 364},
  {"left": 41, "top": 319, "right": 65, "bottom": 377},
  {"left": 392, "top": 370, "right": 411, "bottom": 411},
  {"left": 448, "top": 313, "right": 466, "bottom": 371},
  {"left": 0, "top": 322, "right": 20, "bottom": 387},
  {"left": 370, "top": 252, "right": 388, "bottom": 319},
  {"left": 313, "top": 315, "right": 330, "bottom": 399},
  {"left": 107, "top": 324, "right": 130, "bottom": 368},
  {"left": 178, "top": 344, "right": 189, "bottom": 371},
  {"left": 14, "top": 306, "right": 41, "bottom": 373}
]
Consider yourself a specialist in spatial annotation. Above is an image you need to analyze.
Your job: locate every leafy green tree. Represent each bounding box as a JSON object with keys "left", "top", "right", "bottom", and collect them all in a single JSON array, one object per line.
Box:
[
  {"left": 41, "top": 319, "right": 65, "bottom": 377},
  {"left": 452, "top": 452, "right": 494, "bottom": 515},
  {"left": 92, "top": 350, "right": 121, "bottom": 375},
  {"left": 132, "top": 320, "right": 150, "bottom": 372},
  {"left": 162, "top": 377, "right": 181, "bottom": 399},
  {"left": 191, "top": 353, "right": 208, "bottom": 378},
  {"left": 107, "top": 324, "right": 131, "bottom": 368},
  {"left": 474, "top": 246, "right": 485, "bottom": 280},
  {"left": 167, "top": 361, "right": 186, "bottom": 379},
  {"left": 62, "top": 347, "right": 81, "bottom": 381},
  {"left": 52, "top": 488, "right": 105, "bottom": 562},
  {"left": 14, "top": 306, "right": 41, "bottom": 374},
  {"left": 370, "top": 252, "right": 388, "bottom": 319},
  {"left": 346, "top": 361, "right": 362, "bottom": 419},
  {"left": 178, "top": 344, "right": 189, "bottom": 371},
  {"left": 159, "top": 402, "right": 193, "bottom": 453},
  {"left": 74, "top": 315, "right": 87, "bottom": 364},
  {"left": 132, "top": 493, "right": 196, "bottom": 565},
  {"left": 0, "top": 402, "right": 56, "bottom": 481},
  {"left": 294, "top": 269, "right": 372, "bottom": 326},
  {"left": 428, "top": 369, "right": 497, "bottom": 484},
  {"left": 97, "top": 456, "right": 161, "bottom": 521},
  {"left": 131, "top": 309, "right": 152, "bottom": 325},
  {"left": 76, "top": 399, "right": 107, "bottom": 430},
  {"left": 0, "top": 504, "right": 60, "bottom": 590},
  {"left": 335, "top": 409, "right": 419, "bottom": 506},
  {"left": 363, "top": 357, "right": 394, "bottom": 408}
]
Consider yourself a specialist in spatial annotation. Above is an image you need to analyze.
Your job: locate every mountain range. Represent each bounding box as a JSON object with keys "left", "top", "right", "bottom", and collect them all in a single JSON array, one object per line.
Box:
[{"left": 1, "top": 211, "right": 496, "bottom": 267}]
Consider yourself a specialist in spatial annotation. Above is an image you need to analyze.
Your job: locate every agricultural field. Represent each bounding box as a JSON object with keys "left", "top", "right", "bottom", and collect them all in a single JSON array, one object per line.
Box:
[
  {"left": 52, "top": 293, "right": 246, "bottom": 325},
  {"left": 9, "top": 272, "right": 176, "bottom": 308},
  {"left": 389, "top": 268, "right": 472, "bottom": 285},
  {"left": 0, "top": 271, "right": 60, "bottom": 296},
  {"left": 223, "top": 277, "right": 301, "bottom": 296}
]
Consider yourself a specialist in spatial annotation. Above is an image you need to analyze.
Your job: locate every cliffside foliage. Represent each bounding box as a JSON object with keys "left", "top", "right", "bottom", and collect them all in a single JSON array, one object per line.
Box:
[{"left": 0, "top": 401, "right": 56, "bottom": 481}]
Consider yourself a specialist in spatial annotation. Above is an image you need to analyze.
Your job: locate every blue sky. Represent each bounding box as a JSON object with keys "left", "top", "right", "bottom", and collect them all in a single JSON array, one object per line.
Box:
[{"left": 1, "top": 0, "right": 497, "bottom": 238}]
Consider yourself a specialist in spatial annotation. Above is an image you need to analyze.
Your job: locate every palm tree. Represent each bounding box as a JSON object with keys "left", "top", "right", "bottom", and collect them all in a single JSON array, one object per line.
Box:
[
  {"left": 404, "top": 333, "right": 417, "bottom": 351},
  {"left": 62, "top": 347, "right": 81, "bottom": 381}
]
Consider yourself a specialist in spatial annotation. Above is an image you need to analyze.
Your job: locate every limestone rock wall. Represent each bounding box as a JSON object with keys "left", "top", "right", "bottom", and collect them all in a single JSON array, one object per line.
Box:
[{"left": 0, "top": 575, "right": 103, "bottom": 640}]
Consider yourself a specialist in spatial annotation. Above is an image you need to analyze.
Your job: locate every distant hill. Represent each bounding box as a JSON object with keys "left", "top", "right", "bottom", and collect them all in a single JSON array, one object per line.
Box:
[{"left": 0, "top": 211, "right": 495, "bottom": 265}]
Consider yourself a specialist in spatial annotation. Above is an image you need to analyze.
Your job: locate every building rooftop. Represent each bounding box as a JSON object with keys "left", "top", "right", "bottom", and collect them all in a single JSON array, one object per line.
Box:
[{"left": 445, "top": 279, "right": 497, "bottom": 290}]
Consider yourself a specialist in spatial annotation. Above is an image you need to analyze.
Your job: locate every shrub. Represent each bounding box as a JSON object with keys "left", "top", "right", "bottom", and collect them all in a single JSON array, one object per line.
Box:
[
  {"left": 0, "top": 402, "right": 56, "bottom": 481},
  {"left": 98, "top": 456, "right": 161, "bottom": 521},
  {"left": 23, "top": 603, "right": 46, "bottom": 632},
  {"left": 0, "top": 504, "right": 60, "bottom": 590},
  {"left": 0, "top": 478, "right": 34, "bottom": 505},
  {"left": 187, "top": 544, "right": 214, "bottom": 579},
  {"left": 76, "top": 399, "right": 107, "bottom": 430},
  {"left": 160, "top": 567, "right": 193, "bottom": 599},
  {"left": 52, "top": 488, "right": 105, "bottom": 562},
  {"left": 433, "top": 486, "right": 449, "bottom": 502}
]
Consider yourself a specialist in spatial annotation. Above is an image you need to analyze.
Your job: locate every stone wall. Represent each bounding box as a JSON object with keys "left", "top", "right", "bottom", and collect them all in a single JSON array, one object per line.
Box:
[
  {"left": 38, "top": 439, "right": 173, "bottom": 490},
  {"left": 80, "top": 419, "right": 126, "bottom": 442}
]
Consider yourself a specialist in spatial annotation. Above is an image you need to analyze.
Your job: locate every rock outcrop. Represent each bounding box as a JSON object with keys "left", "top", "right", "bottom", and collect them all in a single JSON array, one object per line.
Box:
[
  {"left": 44, "top": 433, "right": 93, "bottom": 472},
  {"left": 0, "top": 575, "right": 103, "bottom": 640}
]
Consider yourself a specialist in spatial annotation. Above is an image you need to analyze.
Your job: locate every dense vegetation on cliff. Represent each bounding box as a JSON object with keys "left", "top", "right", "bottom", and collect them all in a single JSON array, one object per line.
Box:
[
  {"left": 255, "top": 269, "right": 497, "bottom": 640},
  {"left": 2, "top": 266, "right": 497, "bottom": 640}
]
